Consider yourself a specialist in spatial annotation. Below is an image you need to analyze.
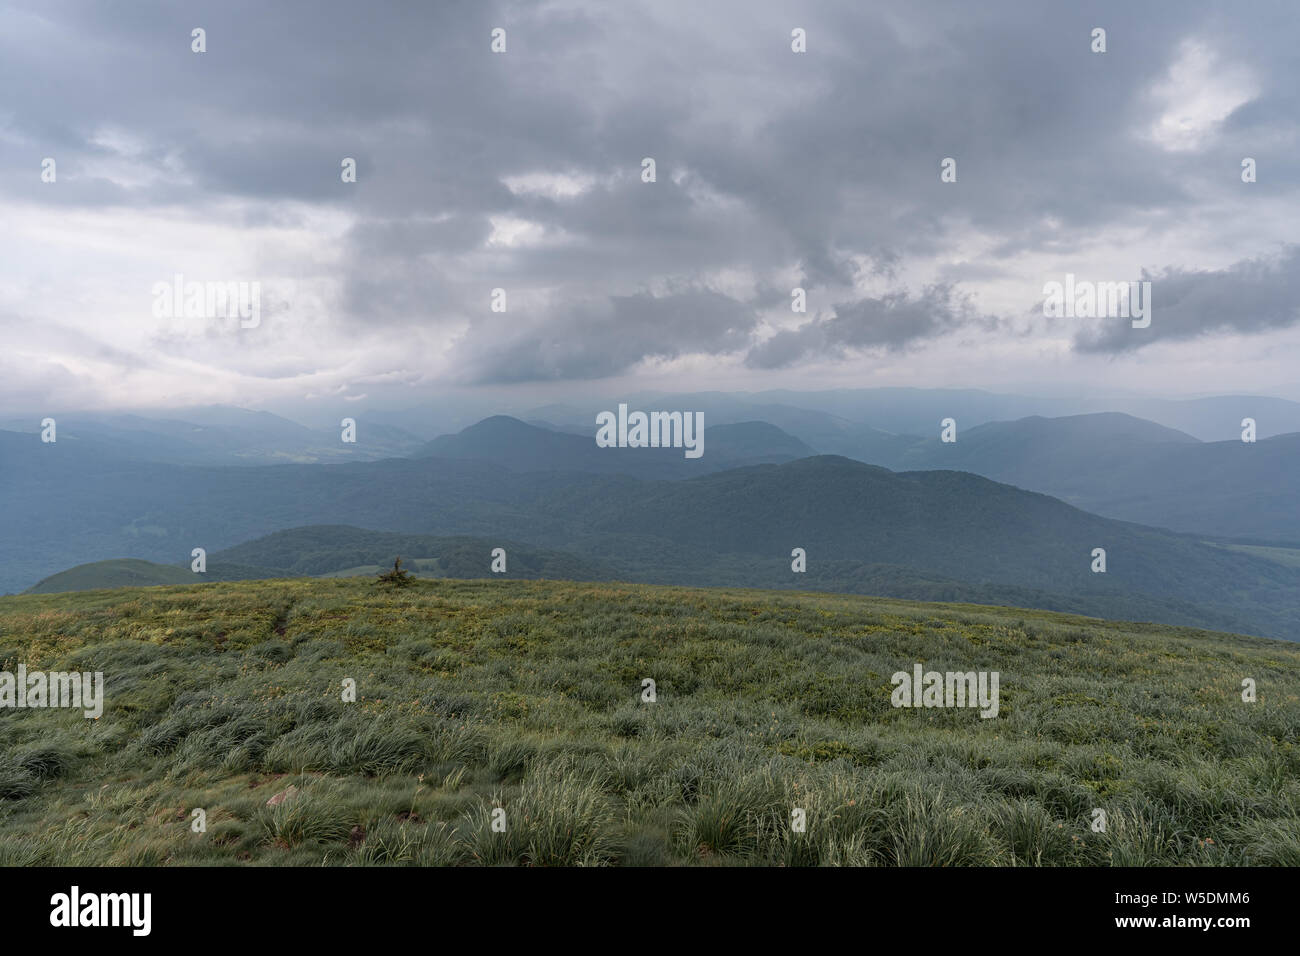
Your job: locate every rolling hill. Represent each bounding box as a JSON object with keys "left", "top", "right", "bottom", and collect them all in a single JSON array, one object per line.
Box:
[
  {"left": 23, "top": 558, "right": 288, "bottom": 594},
  {"left": 884, "top": 414, "right": 1300, "bottom": 542},
  {"left": 493, "top": 404, "right": 1300, "bottom": 545},
  {"left": 511, "top": 455, "right": 1299, "bottom": 638},
  {"left": 24, "top": 558, "right": 197, "bottom": 593}
]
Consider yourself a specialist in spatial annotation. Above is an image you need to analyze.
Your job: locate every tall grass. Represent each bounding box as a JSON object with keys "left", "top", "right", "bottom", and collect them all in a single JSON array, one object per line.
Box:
[{"left": 0, "top": 576, "right": 1296, "bottom": 866}]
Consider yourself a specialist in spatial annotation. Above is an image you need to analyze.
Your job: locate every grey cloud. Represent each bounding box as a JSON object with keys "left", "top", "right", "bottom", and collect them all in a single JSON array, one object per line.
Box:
[
  {"left": 3, "top": 0, "right": 1300, "bottom": 403},
  {"left": 747, "top": 283, "right": 996, "bottom": 368},
  {"left": 451, "top": 289, "right": 759, "bottom": 384},
  {"left": 1074, "top": 246, "right": 1300, "bottom": 353}
]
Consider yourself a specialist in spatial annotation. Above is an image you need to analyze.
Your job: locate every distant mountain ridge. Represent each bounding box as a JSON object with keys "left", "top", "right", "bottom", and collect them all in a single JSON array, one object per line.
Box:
[
  {"left": 593, "top": 388, "right": 1300, "bottom": 442},
  {"left": 416, "top": 415, "right": 816, "bottom": 476},
  {"left": 882, "top": 413, "right": 1300, "bottom": 541},
  {"left": 411, "top": 411, "right": 1300, "bottom": 544},
  {"left": 0, "top": 406, "right": 425, "bottom": 465},
  {"left": 12, "top": 447, "right": 1298, "bottom": 639}
]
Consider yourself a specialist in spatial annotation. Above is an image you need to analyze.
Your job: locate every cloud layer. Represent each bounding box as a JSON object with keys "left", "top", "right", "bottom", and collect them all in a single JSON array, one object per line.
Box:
[{"left": 2, "top": 0, "right": 1298, "bottom": 411}]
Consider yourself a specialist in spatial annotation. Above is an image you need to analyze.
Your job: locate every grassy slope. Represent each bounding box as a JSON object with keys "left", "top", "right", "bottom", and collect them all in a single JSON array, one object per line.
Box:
[
  {"left": 23, "top": 558, "right": 195, "bottom": 593},
  {"left": 0, "top": 577, "right": 1297, "bottom": 866},
  {"left": 23, "top": 558, "right": 286, "bottom": 594}
]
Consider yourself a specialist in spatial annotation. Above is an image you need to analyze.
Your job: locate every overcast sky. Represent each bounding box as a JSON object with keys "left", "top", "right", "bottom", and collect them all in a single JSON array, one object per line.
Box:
[{"left": 2, "top": 0, "right": 1298, "bottom": 417}]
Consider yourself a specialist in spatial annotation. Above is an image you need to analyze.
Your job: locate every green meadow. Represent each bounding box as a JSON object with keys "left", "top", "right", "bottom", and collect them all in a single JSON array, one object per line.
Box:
[{"left": 0, "top": 577, "right": 1297, "bottom": 866}]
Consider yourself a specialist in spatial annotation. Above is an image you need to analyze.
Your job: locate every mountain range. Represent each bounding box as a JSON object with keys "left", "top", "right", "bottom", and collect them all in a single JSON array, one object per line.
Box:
[{"left": 3, "top": 391, "right": 1297, "bottom": 640}]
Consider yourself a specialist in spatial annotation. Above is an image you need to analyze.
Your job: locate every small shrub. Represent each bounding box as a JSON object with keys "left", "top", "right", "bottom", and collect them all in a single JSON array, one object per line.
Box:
[{"left": 376, "top": 558, "right": 413, "bottom": 588}]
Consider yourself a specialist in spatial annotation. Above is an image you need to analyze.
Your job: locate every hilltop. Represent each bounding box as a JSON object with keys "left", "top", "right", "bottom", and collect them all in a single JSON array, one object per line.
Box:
[{"left": 0, "top": 578, "right": 1296, "bottom": 866}]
